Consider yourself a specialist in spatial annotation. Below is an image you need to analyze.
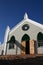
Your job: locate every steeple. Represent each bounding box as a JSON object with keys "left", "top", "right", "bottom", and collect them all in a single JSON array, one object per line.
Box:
[
  {"left": 3, "top": 26, "right": 10, "bottom": 55},
  {"left": 24, "top": 12, "right": 28, "bottom": 20}
]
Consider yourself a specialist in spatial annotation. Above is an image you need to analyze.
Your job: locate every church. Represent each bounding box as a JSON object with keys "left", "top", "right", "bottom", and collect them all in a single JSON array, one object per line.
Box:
[{"left": 0, "top": 13, "right": 43, "bottom": 55}]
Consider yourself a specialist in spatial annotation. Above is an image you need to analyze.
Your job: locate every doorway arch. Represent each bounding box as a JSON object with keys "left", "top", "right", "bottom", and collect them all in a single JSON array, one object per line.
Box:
[{"left": 21, "top": 34, "right": 30, "bottom": 54}]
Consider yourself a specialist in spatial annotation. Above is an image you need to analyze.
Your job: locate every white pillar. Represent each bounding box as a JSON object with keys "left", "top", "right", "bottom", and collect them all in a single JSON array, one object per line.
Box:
[{"left": 3, "top": 26, "right": 10, "bottom": 55}]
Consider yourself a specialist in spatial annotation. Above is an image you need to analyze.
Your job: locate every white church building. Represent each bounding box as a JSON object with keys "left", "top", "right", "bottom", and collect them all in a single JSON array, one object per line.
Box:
[{"left": 0, "top": 13, "right": 43, "bottom": 55}]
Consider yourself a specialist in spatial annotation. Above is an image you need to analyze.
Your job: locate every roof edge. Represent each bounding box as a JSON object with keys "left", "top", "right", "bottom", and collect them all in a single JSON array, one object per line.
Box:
[{"left": 9, "top": 18, "right": 43, "bottom": 35}]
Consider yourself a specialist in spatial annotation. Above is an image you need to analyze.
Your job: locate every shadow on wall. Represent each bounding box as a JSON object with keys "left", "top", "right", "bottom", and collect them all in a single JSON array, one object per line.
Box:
[{"left": 15, "top": 40, "right": 25, "bottom": 52}]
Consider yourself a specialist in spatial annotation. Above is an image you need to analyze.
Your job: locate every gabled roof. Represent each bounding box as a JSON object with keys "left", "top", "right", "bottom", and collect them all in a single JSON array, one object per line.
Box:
[{"left": 9, "top": 13, "right": 43, "bottom": 35}]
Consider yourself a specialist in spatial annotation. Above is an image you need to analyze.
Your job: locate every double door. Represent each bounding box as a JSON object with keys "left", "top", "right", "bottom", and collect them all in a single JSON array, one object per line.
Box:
[{"left": 21, "top": 40, "right": 35, "bottom": 54}]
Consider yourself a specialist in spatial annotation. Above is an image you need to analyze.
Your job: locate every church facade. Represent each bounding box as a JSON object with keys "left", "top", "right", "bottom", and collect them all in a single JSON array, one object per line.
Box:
[{"left": 1, "top": 13, "right": 43, "bottom": 55}]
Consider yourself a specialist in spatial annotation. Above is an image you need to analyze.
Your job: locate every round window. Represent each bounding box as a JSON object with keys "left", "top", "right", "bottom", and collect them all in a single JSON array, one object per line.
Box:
[{"left": 22, "top": 24, "right": 29, "bottom": 31}]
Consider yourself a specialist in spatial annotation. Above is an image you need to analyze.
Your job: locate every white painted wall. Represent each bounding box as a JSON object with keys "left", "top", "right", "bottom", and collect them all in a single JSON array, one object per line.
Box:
[
  {"left": 38, "top": 47, "right": 43, "bottom": 54},
  {"left": 0, "top": 44, "right": 4, "bottom": 55}
]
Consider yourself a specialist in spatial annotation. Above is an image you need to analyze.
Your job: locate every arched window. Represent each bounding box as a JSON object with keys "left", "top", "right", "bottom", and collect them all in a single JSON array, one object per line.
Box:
[
  {"left": 7, "top": 36, "right": 15, "bottom": 49},
  {"left": 37, "top": 32, "right": 43, "bottom": 47},
  {"left": 21, "top": 34, "right": 30, "bottom": 42}
]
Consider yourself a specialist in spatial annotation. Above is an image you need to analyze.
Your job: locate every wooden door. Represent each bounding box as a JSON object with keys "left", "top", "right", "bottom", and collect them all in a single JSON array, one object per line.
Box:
[{"left": 30, "top": 40, "right": 35, "bottom": 54}]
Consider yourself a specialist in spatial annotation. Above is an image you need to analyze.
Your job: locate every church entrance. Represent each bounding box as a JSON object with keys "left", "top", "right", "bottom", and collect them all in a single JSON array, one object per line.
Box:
[
  {"left": 26, "top": 41, "right": 29, "bottom": 54},
  {"left": 21, "top": 34, "right": 30, "bottom": 54}
]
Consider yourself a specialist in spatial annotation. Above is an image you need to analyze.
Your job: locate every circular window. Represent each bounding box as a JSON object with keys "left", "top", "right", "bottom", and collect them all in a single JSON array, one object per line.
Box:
[{"left": 22, "top": 24, "right": 29, "bottom": 31}]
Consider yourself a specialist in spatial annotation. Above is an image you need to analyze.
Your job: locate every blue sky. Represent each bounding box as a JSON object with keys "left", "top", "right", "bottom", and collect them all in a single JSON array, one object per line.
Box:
[{"left": 0, "top": 0, "right": 43, "bottom": 43}]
